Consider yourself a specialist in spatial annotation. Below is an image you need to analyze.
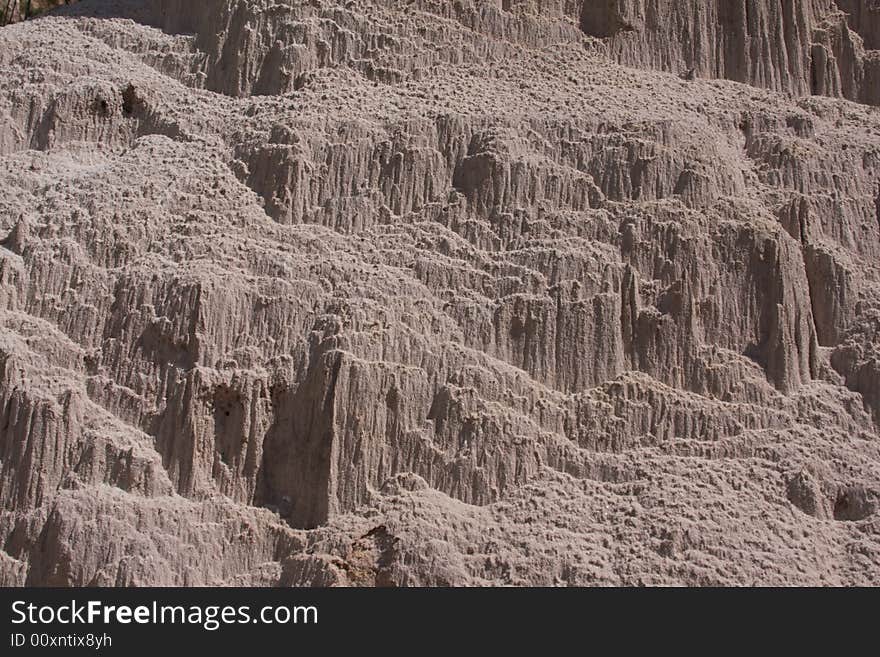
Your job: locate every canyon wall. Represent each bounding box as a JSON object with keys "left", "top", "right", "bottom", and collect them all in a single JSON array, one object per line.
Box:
[
  {"left": 575, "top": 0, "right": 880, "bottom": 105},
  {"left": 0, "top": 0, "right": 877, "bottom": 586}
]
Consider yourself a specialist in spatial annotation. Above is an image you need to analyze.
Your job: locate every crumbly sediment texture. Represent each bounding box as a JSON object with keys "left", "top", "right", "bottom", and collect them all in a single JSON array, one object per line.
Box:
[{"left": 0, "top": 0, "right": 879, "bottom": 586}]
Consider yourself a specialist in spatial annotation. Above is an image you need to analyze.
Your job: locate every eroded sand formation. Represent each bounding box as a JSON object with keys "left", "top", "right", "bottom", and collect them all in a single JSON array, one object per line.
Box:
[
  {"left": 0, "top": 0, "right": 879, "bottom": 586},
  {"left": 1, "top": 1, "right": 74, "bottom": 26}
]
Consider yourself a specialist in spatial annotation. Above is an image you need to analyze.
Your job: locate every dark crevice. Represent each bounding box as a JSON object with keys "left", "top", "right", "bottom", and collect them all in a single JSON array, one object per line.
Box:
[
  {"left": 875, "top": 182, "right": 880, "bottom": 237},
  {"left": 833, "top": 485, "right": 878, "bottom": 521},
  {"left": 579, "top": 1, "right": 636, "bottom": 38},
  {"left": 255, "top": 349, "right": 342, "bottom": 530}
]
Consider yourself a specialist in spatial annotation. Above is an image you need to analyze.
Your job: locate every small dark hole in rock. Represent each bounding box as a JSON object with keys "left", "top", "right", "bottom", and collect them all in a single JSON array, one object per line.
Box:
[
  {"left": 833, "top": 486, "right": 877, "bottom": 522},
  {"left": 122, "top": 84, "right": 139, "bottom": 116},
  {"left": 94, "top": 98, "right": 111, "bottom": 117}
]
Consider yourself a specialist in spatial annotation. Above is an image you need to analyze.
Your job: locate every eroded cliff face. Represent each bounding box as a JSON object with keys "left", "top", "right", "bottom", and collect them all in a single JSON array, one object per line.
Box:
[
  {"left": 1, "top": 1, "right": 73, "bottom": 25},
  {"left": 576, "top": 0, "right": 880, "bottom": 105},
  {"left": 0, "top": 0, "right": 878, "bottom": 586}
]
